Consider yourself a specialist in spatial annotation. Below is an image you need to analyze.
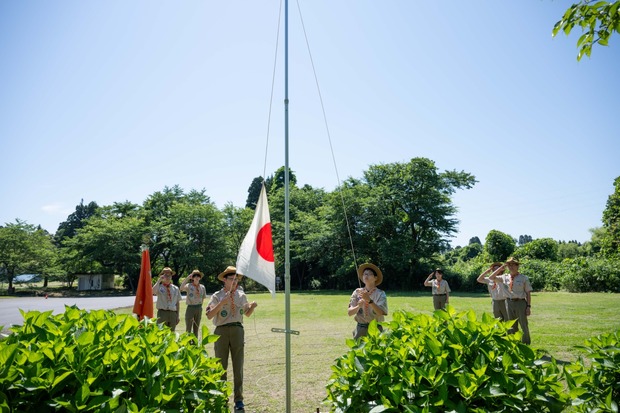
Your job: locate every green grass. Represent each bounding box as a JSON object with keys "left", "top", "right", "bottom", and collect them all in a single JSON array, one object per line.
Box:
[{"left": 114, "top": 291, "right": 620, "bottom": 413}]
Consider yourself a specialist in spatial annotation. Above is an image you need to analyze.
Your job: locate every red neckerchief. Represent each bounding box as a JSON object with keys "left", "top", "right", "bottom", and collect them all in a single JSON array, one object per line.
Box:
[{"left": 163, "top": 282, "right": 172, "bottom": 301}]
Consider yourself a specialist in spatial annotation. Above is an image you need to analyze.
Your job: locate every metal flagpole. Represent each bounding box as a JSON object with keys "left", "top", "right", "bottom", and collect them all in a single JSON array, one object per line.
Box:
[
  {"left": 271, "top": 1, "right": 298, "bottom": 411},
  {"left": 284, "top": 0, "right": 292, "bottom": 411}
]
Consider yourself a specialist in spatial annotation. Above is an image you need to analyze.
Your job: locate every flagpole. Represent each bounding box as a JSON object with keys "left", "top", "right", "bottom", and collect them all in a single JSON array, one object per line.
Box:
[{"left": 284, "top": 0, "right": 292, "bottom": 411}]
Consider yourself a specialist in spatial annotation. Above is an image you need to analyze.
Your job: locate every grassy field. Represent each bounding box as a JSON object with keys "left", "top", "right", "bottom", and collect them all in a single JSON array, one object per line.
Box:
[{"left": 115, "top": 291, "right": 620, "bottom": 413}]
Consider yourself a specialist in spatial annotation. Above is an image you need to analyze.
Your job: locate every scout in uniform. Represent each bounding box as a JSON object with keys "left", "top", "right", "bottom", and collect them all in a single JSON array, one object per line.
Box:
[{"left": 206, "top": 266, "right": 257, "bottom": 412}]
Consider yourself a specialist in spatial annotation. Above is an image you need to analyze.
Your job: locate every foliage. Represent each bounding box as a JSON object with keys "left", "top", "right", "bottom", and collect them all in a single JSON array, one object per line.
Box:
[
  {"left": 513, "top": 238, "right": 559, "bottom": 261},
  {"left": 601, "top": 176, "right": 620, "bottom": 257},
  {"left": 553, "top": 1, "right": 620, "bottom": 60},
  {"left": 326, "top": 308, "right": 569, "bottom": 412},
  {"left": 54, "top": 200, "right": 99, "bottom": 243},
  {"left": 564, "top": 330, "right": 620, "bottom": 412},
  {"left": 484, "top": 230, "right": 516, "bottom": 262},
  {"left": 518, "top": 235, "right": 532, "bottom": 246},
  {"left": 0, "top": 306, "right": 229, "bottom": 412},
  {"left": 560, "top": 256, "right": 620, "bottom": 293},
  {"left": 0, "top": 220, "right": 57, "bottom": 293}
]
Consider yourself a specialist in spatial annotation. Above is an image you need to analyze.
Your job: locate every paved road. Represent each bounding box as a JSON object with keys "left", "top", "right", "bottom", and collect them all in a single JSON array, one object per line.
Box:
[{"left": 0, "top": 295, "right": 140, "bottom": 331}]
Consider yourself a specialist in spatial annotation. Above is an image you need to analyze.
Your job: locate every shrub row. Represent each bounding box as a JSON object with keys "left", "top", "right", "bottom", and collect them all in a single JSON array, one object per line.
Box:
[
  {"left": 0, "top": 307, "right": 229, "bottom": 412},
  {"left": 326, "top": 308, "right": 620, "bottom": 412},
  {"left": 446, "top": 257, "right": 620, "bottom": 293}
]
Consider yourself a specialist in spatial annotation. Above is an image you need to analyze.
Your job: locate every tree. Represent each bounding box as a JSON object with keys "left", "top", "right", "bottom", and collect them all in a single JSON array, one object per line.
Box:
[
  {"left": 54, "top": 199, "right": 99, "bottom": 242},
  {"left": 0, "top": 220, "right": 56, "bottom": 293},
  {"left": 245, "top": 177, "right": 264, "bottom": 209},
  {"left": 553, "top": 1, "right": 620, "bottom": 60},
  {"left": 469, "top": 236, "right": 481, "bottom": 245},
  {"left": 514, "top": 238, "right": 559, "bottom": 261},
  {"left": 518, "top": 235, "right": 533, "bottom": 246},
  {"left": 601, "top": 176, "right": 620, "bottom": 257},
  {"left": 270, "top": 166, "right": 297, "bottom": 192},
  {"left": 354, "top": 158, "right": 477, "bottom": 286},
  {"left": 485, "top": 230, "right": 516, "bottom": 262}
]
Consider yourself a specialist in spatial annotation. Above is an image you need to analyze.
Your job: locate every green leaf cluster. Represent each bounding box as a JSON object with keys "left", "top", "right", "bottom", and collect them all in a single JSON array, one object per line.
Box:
[
  {"left": 553, "top": 1, "right": 620, "bottom": 60},
  {"left": 326, "top": 308, "right": 569, "bottom": 412},
  {"left": 0, "top": 306, "right": 229, "bottom": 412},
  {"left": 564, "top": 330, "right": 620, "bottom": 412}
]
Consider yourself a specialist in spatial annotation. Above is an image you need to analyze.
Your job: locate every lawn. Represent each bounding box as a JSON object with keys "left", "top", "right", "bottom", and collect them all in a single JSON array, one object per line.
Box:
[{"left": 116, "top": 291, "right": 620, "bottom": 413}]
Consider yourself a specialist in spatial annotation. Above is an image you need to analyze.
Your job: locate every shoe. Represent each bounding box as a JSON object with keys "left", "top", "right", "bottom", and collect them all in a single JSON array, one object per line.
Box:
[{"left": 234, "top": 401, "right": 245, "bottom": 411}]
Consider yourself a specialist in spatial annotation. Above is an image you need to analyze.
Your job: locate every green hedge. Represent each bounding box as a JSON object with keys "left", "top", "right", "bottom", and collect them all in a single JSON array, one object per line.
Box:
[
  {"left": 446, "top": 257, "right": 620, "bottom": 293},
  {"left": 326, "top": 307, "right": 569, "bottom": 412},
  {"left": 0, "top": 306, "right": 229, "bottom": 412}
]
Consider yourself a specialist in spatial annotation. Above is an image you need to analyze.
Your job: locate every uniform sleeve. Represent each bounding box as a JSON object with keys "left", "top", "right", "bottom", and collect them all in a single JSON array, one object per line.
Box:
[
  {"left": 524, "top": 276, "right": 533, "bottom": 293},
  {"left": 349, "top": 289, "right": 360, "bottom": 308},
  {"left": 375, "top": 290, "right": 388, "bottom": 315},
  {"left": 207, "top": 292, "right": 219, "bottom": 309},
  {"left": 445, "top": 281, "right": 451, "bottom": 293}
]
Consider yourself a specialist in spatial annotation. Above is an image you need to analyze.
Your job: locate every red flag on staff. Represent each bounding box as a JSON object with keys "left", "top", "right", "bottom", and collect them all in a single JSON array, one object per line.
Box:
[
  {"left": 133, "top": 246, "right": 154, "bottom": 320},
  {"left": 237, "top": 183, "right": 276, "bottom": 296}
]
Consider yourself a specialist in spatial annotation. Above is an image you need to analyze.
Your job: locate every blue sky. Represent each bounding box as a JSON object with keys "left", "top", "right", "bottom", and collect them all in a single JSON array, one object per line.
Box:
[{"left": 1, "top": 1, "right": 618, "bottom": 248}]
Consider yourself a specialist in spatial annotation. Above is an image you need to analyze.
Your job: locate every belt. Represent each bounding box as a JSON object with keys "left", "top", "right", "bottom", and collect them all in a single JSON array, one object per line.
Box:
[
  {"left": 357, "top": 323, "right": 369, "bottom": 328},
  {"left": 508, "top": 298, "right": 524, "bottom": 301},
  {"left": 186, "top": 304, "right": 203, "bottom": 308},
  {"left": 433, "top": 294, "right": 447, "bottom": 296},
  {"left": 217, "top": 322, "right": 243, "bottom": 328},
  {"left": 157, "top": 309, "right": 177, "bottom": 312}
]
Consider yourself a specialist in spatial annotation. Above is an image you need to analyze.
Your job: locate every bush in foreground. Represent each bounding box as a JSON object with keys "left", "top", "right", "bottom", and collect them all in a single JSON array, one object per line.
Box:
[
  {"left": 564, "top": 330, "right": 620, "bottom": 412},
  {"left": 0, "top": 306, "right": 229, "bottom": 412},
  {"left": 326, "top": 307, "right": 569, "bottom": 412}
]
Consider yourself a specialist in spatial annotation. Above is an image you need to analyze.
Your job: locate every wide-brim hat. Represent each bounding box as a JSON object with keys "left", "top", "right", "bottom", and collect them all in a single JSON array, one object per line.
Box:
[
  {"left": 190, "top": 269, "right": 203, "bottom": 278},
  {"left": 159, "top": 267, "right": 176, "bottom": 276},
  {"left": 491, "top": 262, "right": 502, "bottom": 268},
  {"left": 505, "top": 257, "right": 520, "bottom": 266},
  {"left": 357, "top": 263, "right": 383, "bottom": 286},
  {"left": 217, "top": 266, "right": 244, "bottom": 282}
]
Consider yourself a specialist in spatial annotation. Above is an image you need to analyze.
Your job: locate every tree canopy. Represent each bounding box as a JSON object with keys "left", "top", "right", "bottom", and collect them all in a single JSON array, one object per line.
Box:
[{"left": 553, "top": 1, "right": 620, "bottom": 60}]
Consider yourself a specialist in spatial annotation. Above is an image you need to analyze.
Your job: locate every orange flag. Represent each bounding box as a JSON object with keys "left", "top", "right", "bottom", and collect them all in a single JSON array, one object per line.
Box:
[{"left": 133, "top": 246, "right": 154, "bottom": 320}]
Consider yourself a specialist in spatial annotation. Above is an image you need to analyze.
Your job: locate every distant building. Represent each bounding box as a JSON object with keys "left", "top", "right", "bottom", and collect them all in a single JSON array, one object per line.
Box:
[{"left": 76, "top": 274, "right": 115, "bottom": 291}]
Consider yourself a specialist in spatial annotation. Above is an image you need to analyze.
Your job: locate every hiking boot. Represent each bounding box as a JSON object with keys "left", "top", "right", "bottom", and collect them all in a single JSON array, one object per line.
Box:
[{"left": 234, "top": 400, "right": 245, "bottom": 411}]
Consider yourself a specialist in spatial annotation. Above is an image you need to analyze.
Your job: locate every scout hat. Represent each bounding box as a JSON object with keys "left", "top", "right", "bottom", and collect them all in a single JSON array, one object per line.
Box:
[
  {"left": 217, "top": 266, "right": 244, "bottom": 281},
  {"left": 357, "top": 263, "right": 383, "bottom": 286},
  {"left": 159, "top": 267, "right": 176, "bottom": 276},
  {"left": 190, "top": 269, "right": 203, "bottom": 278},
  {"left": 505, "top": 257, "right": 520, "bottom": 266},
  {"left": 491, "top": 262, "right": 502, "bottom": 268}
]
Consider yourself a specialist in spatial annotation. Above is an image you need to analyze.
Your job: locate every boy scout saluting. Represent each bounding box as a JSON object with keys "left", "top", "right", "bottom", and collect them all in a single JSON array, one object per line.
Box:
[
  {"left": 489, "top": 257, "right": 533, "bottom": 344},
  {"left": 477, "top": 262, "right": 509, "bottom": 321},
  {"left": 206, "top": 266, "right": 257, "bottom": 412}
]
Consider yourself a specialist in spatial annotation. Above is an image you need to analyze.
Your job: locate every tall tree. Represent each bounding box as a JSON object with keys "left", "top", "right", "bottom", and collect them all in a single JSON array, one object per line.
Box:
[
  {"left": 553, "top": 1, "right": 620, "bottom": 60},
  {"left": 359, "top": 158, "right": 477, "bottom": 286},
  {"left": 0, "top": 220, "right": 56, "bottom": 293},
  {"left": 55, "top": 199, "right": 99, "bottom": 242},
  {"left": 245, "top": 177, "right": 264, "bottom": 209},
  {"left": 469, "top": 236, "right": 482, "bottom": 245},
  {"left": 601, "top": 176, "right": 620, "bottom": 257},
  {"left": 485, "top": 230, "right": 516, "bottom": 262}
]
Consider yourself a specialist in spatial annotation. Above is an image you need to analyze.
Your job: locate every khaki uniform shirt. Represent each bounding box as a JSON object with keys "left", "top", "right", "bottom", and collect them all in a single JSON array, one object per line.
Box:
[
  {"left": 155, "top": 283, "right": 181, "bottom": 311},
  {"left": 183, "top": 283, "right": 207, "bottom": 306},
  {"left": 496, "top": 273, "right": 532, "bottom": 300},
  {"left": 431, "top": 279, "right": 451, "bottom": 295},
  {"left": 349, "top": 288, "right": 388, "bottom": 324},
  {"left": 207, "top": 288, "right": 249, "bottom": 326},
  {"left": 480, "top": 277, "right": 509, "bottom": 300}
]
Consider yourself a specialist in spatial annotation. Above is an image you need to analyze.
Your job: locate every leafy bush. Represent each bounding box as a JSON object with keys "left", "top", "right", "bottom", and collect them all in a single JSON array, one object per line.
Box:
[
  {"left": 326, "top": 308, "right": 569, "bottom": 412},
  {"left": 0, "top": 306, "right": 229, "bottom": 412},
  {"left": 560, "top": 257, "right": 620, "bottom": 293},
  {"left": 564, "top": 330, "right": 620, "bottom": 412}
]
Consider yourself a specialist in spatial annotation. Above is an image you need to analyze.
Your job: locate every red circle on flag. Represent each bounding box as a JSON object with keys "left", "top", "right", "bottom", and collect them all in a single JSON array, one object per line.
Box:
[{"left": 256, "top": 223, "right": 274, "bottom": 262}]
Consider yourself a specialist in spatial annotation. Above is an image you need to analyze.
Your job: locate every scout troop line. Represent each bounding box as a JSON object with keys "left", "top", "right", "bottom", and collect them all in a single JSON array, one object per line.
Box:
[{"left": 152, "top": 258, "right": 532, "bottom": 411}]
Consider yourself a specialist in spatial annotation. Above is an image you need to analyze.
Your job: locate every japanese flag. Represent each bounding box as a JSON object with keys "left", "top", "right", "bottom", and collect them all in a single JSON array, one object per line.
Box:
[{"left": 236, "top": 183, "right": 276, "bottom": 296}]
